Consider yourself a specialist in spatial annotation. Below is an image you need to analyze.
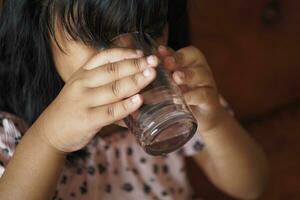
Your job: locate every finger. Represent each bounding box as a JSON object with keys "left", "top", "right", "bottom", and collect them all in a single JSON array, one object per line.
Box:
[
  {"left": 158, "top": 45, "right": 175, "bottom": 58},
  {"left": 172, "top": 67, "right": 216, "bottom": 88},
  {"left": 87, "top": 67, "right": 156, "bottom": 107},
  {"left": 184, "top": 87, "right": 219, "bottom": 108},
  {"left": 113, "top": 120, "right": 128, "bottom": 128},
  {"left": 164, "top": 46, "right": 208, "bottom": 71},
  {"left": 82, "top": 55, "right": 159, "bottom": 88},
  {"left": 90, "top": 94, "right": 143, "bottom": 128},
  {"left": 83, "top": 48, "right": 144, "bottom": 70}
]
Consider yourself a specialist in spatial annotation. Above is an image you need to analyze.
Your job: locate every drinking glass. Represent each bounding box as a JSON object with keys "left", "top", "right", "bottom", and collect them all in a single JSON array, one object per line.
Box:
[{"left": 111, "top": 32, "right": 198, "bottom": 155}]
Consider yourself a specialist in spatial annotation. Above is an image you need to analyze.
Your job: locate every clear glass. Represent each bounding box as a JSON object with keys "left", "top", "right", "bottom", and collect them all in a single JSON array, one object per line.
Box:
[{"left": 111, "top": 32, "right": 198, "bottom": 156}]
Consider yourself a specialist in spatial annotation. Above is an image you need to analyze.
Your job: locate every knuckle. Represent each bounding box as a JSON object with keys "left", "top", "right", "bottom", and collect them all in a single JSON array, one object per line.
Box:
[
  {"left": 189, "top": 46, "right": 201, "bottom": 53},
  {"left": 69, "top": 78, "right": 85, "bottom": 91},
  {"left": 110, "top": 80, "right": 121, "bottom": 97},
  {"left": 132, "top": 58, "right": 143, "bottom": 72},
  {"left": 110, "top": 48, "right": 131, "bottom": 57},
  {"left": 101, "top": 48, "right": 110, "bottom": 57},
  {"left": 130, "top": 74, "right": 141, "bottom": 88},
  {"left": 198, "top": 88, "right": 210, "bottom": 103},
  {"left": 185, "top": 92, "right": 192, "bottom": 102},
  {"left": 121, "top": 101, "right": 130, "bottom": 113},
  {"left": 106, "top": 105, "right": 116, "bottom": 119},
  {"left": 190, "top": 46, "right": 205, "bottom": 59},
  {"left": 106, "top": 62, "right": 119, "bottom": 77}
]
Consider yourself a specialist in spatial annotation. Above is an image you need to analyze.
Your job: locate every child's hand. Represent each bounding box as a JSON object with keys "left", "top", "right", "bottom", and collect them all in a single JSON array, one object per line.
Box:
[
  {"left": 159, "top": 46, "right": 226, "bottom": 133},
  {"left": 32, "top": 48, "right": 158, "bottom": 153}
]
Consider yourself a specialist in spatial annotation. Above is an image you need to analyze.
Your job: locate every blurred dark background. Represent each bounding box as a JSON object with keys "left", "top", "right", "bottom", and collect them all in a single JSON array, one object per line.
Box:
[{"left": 178, "top": 0, "right": 300, "bottom": 199}]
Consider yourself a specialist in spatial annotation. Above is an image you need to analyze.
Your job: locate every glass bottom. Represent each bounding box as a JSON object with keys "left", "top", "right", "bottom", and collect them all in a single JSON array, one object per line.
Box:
[
  {"left": 126, "top": 101, "right": 198, "bottom": 156},
  {"left": 143, "top": 114, "right": 197, "bottom": 156}
]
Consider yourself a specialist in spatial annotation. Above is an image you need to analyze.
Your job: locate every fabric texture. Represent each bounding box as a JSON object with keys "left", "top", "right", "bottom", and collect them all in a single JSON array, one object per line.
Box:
[{"left": 0, "top": 111, "right": 204, "bottom": 200}]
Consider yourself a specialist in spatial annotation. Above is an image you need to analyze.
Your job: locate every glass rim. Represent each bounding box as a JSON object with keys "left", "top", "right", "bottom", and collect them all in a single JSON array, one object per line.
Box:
[{"left": 110, "top": 31, "right": 152, "bottom": 42}]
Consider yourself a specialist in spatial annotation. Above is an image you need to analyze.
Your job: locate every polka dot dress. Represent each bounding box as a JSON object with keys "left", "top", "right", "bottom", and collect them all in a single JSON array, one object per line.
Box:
[{"left": 0, "top": 111, "right": 205, "bottom": 200}]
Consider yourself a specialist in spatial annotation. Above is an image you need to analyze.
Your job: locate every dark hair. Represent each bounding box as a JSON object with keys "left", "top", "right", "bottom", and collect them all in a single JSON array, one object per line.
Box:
[
  {"left": 0, "top": 0, "right": 169, "bottom": 123},
  {"left": 0, "top": 0, "right": 188, "bottom": 163}
]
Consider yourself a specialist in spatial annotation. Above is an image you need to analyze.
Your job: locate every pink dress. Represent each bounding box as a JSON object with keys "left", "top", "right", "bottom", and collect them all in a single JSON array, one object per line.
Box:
[{"left": 0, "top": 111, "right": 205, "bottom": 200}]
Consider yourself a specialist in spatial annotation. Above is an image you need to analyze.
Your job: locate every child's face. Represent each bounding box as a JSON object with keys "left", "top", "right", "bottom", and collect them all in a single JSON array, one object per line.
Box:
[{"left": 51, "top": 26, "right": 169, "bottom": 82}]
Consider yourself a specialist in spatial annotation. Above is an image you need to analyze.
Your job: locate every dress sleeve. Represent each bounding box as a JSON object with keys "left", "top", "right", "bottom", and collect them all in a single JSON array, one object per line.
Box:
[
  {"left": 0, "top": 112, "right": 27, "bottom": 177},
  {"left": 180, "top": 95, "right": 234, "bottom": 157}
]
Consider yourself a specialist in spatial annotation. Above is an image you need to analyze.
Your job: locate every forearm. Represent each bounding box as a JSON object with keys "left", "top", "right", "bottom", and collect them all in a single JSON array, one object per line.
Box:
[
  {"left": 0, "top": 125, "right": 66, "bottom": 200},
  {"left": 193, "top": 111, "right": 268, "bottom": 199}
]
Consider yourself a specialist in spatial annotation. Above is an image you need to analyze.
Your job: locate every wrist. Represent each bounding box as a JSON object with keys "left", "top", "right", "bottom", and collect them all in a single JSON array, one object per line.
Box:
[
  {"left": 28, "top": 123, "right": 68, "bottom": 157},
  {"left": 194, "top": 105, "right": 233, "bottom": 135},
  {"left": 200, "top": 110, "right": 237, "bottom": 137}
]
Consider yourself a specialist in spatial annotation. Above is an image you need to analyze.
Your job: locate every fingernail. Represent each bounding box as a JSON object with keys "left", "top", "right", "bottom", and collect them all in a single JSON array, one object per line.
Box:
[
  {"left": 131, "top": 95, "right": 141, "bottom": 104},
  {"left": 176, "top": 71, "right": 185, "bottom": 79},
  {"left": 166, "top": 56, "right": 176, "bottom": 64},
  {"left": 158, "top": 45, "right": 167, "bottom": 52},
  {"left": 143, "top": 68, "right": 153, "bottom": 77},
  {"left": 136, "top": 50, "right": 144, "bottom": 56},
  {"left": 147, "top": 55, "right": 157, "bottom": 65}
]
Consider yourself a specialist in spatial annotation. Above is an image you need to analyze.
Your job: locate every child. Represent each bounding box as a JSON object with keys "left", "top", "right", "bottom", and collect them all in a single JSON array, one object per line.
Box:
[{"left": 0, "top": 0, "right": 268, "bottom": 199}]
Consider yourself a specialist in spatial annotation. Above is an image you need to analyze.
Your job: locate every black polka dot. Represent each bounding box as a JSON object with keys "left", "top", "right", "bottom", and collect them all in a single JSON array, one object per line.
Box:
[
  {"left": 80, "top": 186, "right": 87, "bottom": 195},
  {"left": 132, "top": 168, "right": 139, "bottom": 175},
  {"left": 52, "top": 190, "right": 58, "bottom": 199},
  {"left": 105, "top": 184, "right": 112, "bottom": 193},
  {"left": 115, "top": 148, "right": 120, "bottom": 159},
  {"left": 3, "top": 148, "right": 9, "bottom": 154},
  {"left": 161, "top": 191, "right": 169, "bottom": 196},
  {"left": 178, "top": 188, "right": 183, "bottom": 194},
  {"left": 0, "top": 161, "right": 4, "bottom": 166},
  {"left": 70, "top": 192, "right": 76, "bottom": 197},
  {"left": 98, "top": 164, "right": 107, "bottom": 174},
  {"left": 104, "top": 144, "right": 110, "bottom": 150},
  {"left": 14, "top": 136, "right": 21, "bottom": 145},
  {"left": 153, "top": 164, "right": 159, "bottom": 174},
  {"left": 143, "top": 184, "right": 151, "bottom": 194},
  {"left": 82, "top": 181, "right": 87, "bottom": 187},
  {"left": 88, "top": 166, "right": 95, "bottom": 175},
  {"left": 122, "top": 183, "right": 133, "bottom": 192},
  {"left": 114, "top": 169, "right": 119, "bottom": 175},
  {"left": 140, "top": 157, "right": 147, "bottom": 164},
  {"left": 163, "top": 165, "right": 169, "bottom": 174},
  {"left": 193, "top": 141, "right": 204, "bottom": 151},
  {"left": 80, "top": 182, "right": 87, "bottom": 195},
  {"left": 113, "top": 169, "right": 119, "bottom": 175},
  {"left": 127, "top": 147, "right": 133, "bottom": 156},
  {"left": 150, "top": 178, "right": 155, "bottom": 182},
  {"left": 60, "top": 175, "right": 68, "bottom": 184},
  {"left": 76, "top": 168, "right": 83, "bottom": 175}
]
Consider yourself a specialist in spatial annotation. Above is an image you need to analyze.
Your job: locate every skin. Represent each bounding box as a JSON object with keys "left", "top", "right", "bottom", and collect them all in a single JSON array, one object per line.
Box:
[{"left": 0, "top": 25, "right": 268, "bottom": 200}]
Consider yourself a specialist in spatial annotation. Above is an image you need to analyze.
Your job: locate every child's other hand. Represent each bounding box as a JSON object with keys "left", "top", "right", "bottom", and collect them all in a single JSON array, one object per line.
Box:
[
  {"left": 33, "top": 48, "right": 158, "bottom": 153},
  {"left": 159, "top": 46, "right": 226, "bottom": 133}
]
